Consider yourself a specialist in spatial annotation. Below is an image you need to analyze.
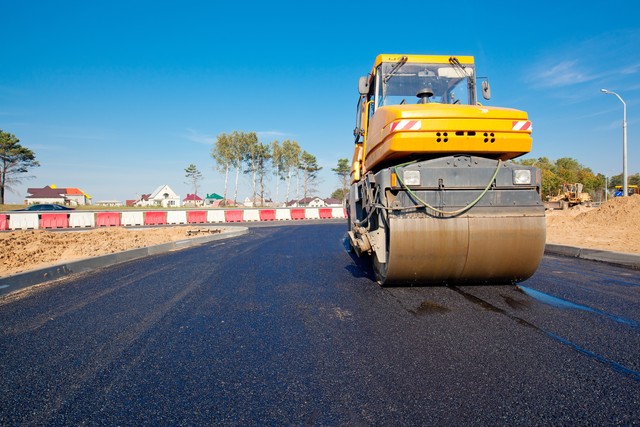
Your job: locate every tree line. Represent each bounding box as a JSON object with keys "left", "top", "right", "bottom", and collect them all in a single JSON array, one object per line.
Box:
[
  {"left": 513, "top": 157, "right": 640, "bottom": 200},
  {"left": 210, "top": 131, "right": 322, "bottom": 205}
]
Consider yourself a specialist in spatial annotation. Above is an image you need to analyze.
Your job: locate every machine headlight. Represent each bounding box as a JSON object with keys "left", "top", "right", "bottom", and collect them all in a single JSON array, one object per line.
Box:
[
  {"left": 403, "top": 170, "right": 421, "bottom": 186},
  {"left": 513, "top": 169, "right": 532, "bottom": 185}
]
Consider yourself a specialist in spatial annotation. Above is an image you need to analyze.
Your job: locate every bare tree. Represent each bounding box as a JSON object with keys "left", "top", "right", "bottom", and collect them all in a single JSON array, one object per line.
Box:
[
  {"left": 281, "top": 140, "right": 301, "bottom": 203},
  {"left": 211, "top": 133, "right": 232, "bottom": 202},
  {"left": 271, "top": 141, "right": 283, "bottom": 205},
  {"left": 223, "top": 131, "right": 255, "bottom": 205},
  {"left": 255, "top": 143, "right": 271, "bottom": 206},
  {"left": 242, "top": 132, "right": 260, "bottom": 201}
]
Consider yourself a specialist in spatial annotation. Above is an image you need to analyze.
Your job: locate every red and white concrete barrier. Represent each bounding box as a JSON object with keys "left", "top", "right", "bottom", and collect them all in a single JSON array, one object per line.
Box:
[
  {"left": 243, "top": 209, "right": 260, "bottom": 222},
  {"left": 207, "top": 210, "right": 226, "bottom": 223},
  {"left": 8, "top": 213, "right": 39, "bottom": 230},
  {"left": 96, "top": 212, "right": 121, "bottom": 227},
  {"left": 121, "top": 212, "right": 144, "bottom": 226},
  {"left": 187, "top": 211, "right": 207, "bottom": 224},
  {"left": 69, "top": 212, "right": 95, "bottom": 228},
  {"left": 40, "top": 213, "right": 69, "bottom": 229},
  {"left": 2, "top": 207, "right": 346, "bottom": 230},
  {"left": 0, "top": 214, "right": 8, "bottom": 231},
  {"left": 167, "top": 211, "right": 187, "bottom": 225}
]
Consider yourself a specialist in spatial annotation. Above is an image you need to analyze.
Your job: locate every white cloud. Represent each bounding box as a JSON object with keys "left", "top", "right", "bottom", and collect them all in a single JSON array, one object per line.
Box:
[
  {"left": 527, "top": 30, "right": 640, "bottom": 90},
  {"left": 531, "top": 60, "right": 597, "bottom": 88},
  {"left": 184, "top": 128, "right": 215, "bottom": 145}
]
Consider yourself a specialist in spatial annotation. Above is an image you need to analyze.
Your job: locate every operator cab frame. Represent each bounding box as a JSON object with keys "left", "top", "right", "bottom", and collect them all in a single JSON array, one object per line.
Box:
[
  {"left": 354, "top": 54, "right": 490, "bottom": 145},
  {"left": 374, "top": 56, "right": 477, "bottom": 108}
]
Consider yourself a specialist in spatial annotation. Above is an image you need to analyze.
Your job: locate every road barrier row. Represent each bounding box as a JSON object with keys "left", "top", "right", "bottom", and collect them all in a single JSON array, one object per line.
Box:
[{"left": 2, "top": 208, "right": 347, "bottom": 231}]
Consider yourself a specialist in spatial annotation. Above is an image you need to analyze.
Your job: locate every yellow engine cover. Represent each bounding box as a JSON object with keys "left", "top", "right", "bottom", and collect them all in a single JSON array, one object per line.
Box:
[{"left": 364, "top": 104, "right": 533, "bottom": 172}]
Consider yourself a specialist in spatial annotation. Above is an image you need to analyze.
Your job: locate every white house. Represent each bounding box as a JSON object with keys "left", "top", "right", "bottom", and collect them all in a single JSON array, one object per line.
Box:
[
  {"left": 243, "top": 196, "right": 273, "bottom": 207},
  {"left": 95, "top": 200, "right": 123, "bottom": 207},
  {"left": 324, "top": 198, "right": 343, "bottom": 207},
  {"left": 137, "top": 185, "right": 181, "bottom": 207},
  {"left": 287, "top": 197, "right": 326, "bottom": 207},
  {"left": 287, "top": 197, "right": 343, "bottom": 207},
  {"left": 26, "top": 185, "right": 92, "bottom": 206}
]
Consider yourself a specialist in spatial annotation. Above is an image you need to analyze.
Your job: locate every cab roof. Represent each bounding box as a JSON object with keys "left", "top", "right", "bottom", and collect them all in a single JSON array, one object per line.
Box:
[{"left": 372, "top": 54, "right": 475, "bottom": 71}]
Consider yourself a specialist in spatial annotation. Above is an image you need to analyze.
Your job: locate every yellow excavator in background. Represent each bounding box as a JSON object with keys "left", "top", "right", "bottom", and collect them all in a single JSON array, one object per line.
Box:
[{"left": 347, "top": 54, "right": 546, "bottom": 285}]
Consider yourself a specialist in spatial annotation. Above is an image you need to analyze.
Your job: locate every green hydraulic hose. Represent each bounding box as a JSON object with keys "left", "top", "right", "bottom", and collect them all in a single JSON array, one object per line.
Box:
[{"left": 393, "top": 159, "right": 503, "bottom": 216}]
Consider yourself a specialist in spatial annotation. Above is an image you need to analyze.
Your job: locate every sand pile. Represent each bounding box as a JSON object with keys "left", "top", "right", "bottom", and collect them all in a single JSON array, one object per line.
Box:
[
  {"left": 575, "top": 194, "right": 640, "bottom": 224},
  {"left": 546, "top": 194, "right": 640, "bottom": 253},
  {"left": 0, "top": 227, "right": 221, "bottom": 277}
]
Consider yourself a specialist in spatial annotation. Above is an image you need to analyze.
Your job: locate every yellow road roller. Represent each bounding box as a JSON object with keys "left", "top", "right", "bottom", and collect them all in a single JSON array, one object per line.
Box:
[{"left": 347, "top": 54, "right": 546, "bottom": 285}]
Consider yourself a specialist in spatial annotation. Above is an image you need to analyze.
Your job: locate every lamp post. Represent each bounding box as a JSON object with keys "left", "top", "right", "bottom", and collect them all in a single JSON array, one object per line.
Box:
[{"left": 601, "top": 89, "right": 628, "bottom": 197}]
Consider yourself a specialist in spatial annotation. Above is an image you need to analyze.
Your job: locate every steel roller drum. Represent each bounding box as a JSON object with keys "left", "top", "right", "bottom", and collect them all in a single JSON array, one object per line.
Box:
[{"left": 374, "top": 212, "right": 546, "bottom": 285}]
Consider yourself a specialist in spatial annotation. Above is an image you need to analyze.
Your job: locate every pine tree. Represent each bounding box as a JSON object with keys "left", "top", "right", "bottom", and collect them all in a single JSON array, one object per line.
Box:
[
  {"left": 184, "top": 163, "right": 203, "bottom": 197},
  {"left": 0, "top": 130, "right": 39, "bottom": 204}
]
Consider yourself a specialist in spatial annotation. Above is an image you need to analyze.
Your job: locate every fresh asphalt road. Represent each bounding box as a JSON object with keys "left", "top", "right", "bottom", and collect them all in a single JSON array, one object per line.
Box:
[{"left": 1, "top": 222, "right": 639, "bottom": 425}]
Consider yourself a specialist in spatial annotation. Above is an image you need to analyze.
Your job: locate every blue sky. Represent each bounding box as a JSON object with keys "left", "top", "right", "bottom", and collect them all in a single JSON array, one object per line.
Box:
[{"left": 1, "top": 1, "right": 639, "bottom": 203}]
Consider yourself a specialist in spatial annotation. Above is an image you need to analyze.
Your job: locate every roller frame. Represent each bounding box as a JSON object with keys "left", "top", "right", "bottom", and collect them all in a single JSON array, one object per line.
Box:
[{"left": 348, "top": 155, "right": 546, "bottom": 286}]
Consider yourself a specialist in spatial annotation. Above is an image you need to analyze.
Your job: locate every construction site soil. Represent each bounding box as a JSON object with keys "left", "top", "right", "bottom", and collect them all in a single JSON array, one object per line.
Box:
[
  {"left": 0, "top": 227, "right": 222, "bottom": 277},
  {"left": 1, "top": 195, "right": 639, "bottom": 278},
  {"left": 545, "top": 194, "right": 640, "bottom": 254}
]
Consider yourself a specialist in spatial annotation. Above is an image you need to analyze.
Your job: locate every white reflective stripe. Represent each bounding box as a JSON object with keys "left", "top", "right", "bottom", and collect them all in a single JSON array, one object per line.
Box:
[
  {"left": 392, "top": 120, "right": 421, "bottom": 132},
  {"left": 512, "top": 121, "right": 532, "bottom": 131}
]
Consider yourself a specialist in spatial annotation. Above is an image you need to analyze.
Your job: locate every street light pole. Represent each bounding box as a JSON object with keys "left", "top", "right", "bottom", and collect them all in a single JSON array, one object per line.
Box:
[{"left": 601, "top": 89, "right": 628, "bottom": 197}]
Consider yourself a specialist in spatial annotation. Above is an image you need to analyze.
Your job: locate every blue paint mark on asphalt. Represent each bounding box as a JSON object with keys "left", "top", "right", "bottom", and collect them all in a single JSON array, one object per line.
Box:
[
  {"left": 545, "top": 331, "right": 640, "bottom": 383},
  {"left": 454, "top": 286, "right": 640, "bottom": 384},
  {"left": 519, "top": 285, "right": 640, "bottom": 329},
  {"left": 599, "top": 278, "right": 640, "bottom": 287}
]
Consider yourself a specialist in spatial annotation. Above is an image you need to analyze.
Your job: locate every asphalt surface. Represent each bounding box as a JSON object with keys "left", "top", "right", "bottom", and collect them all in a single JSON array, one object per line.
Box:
[{"left": 1, "top": 223, "right": 639, "bottom": 425}]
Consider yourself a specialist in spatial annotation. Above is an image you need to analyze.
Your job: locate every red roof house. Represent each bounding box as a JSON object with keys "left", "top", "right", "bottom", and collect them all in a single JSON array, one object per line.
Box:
[
  {"left": 26, "top": 185, "right": 91, "bottom": 206},
  {"left": 183, "top": 193, "right": 204, "bottom": 207}
]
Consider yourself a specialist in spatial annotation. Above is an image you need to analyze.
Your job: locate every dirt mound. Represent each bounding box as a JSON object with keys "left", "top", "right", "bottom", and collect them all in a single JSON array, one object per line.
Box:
[
  {"left": 546, "top": 194, "right": 640, "bottom": 253},
  {"left": 575, "top": 194, "right": 640, "bottom": 225}
]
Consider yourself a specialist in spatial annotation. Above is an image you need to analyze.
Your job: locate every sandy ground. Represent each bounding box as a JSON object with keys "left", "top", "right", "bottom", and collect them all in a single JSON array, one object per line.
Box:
[
  {"left": 0, "top": 226, "right": 222, "bottom": 277},
  {"left": 1, "top": 195, "right": 639, "bottom": 278},
  {"left": 545, "top": 194, "right": 640, "bottom": 253}
]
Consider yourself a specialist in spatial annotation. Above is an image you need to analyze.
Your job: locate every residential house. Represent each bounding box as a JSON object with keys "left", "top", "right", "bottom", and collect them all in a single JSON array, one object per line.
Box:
[
  {"left": 287, "top": 197, "right": 326, "bottom": 207},
  {"left": 203, "top": 193, "right": 235, "bottom": 207},
  {"left": 134, "top": 185, "right": 181, "bottom": 207},
  {"left": 243, "top": 196, "right": 273, "bottom": 207},
  {"left": 323, "top": 198, "right": 343, "bottom": 207},
  {"left": 26, "top": 185, "right": 92, "bottom": 206},
  {"left": 183, "top": 194, "right": 204, "bottom": 207},
  {"left": 204, "top": 193, "right": 223, "bottom": 206},
  {"left": 287, "top": 197, "right": 343, "bottom": 207},
  {"left": 95, "top": 200, "right": 123, "bottom": 207}
]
